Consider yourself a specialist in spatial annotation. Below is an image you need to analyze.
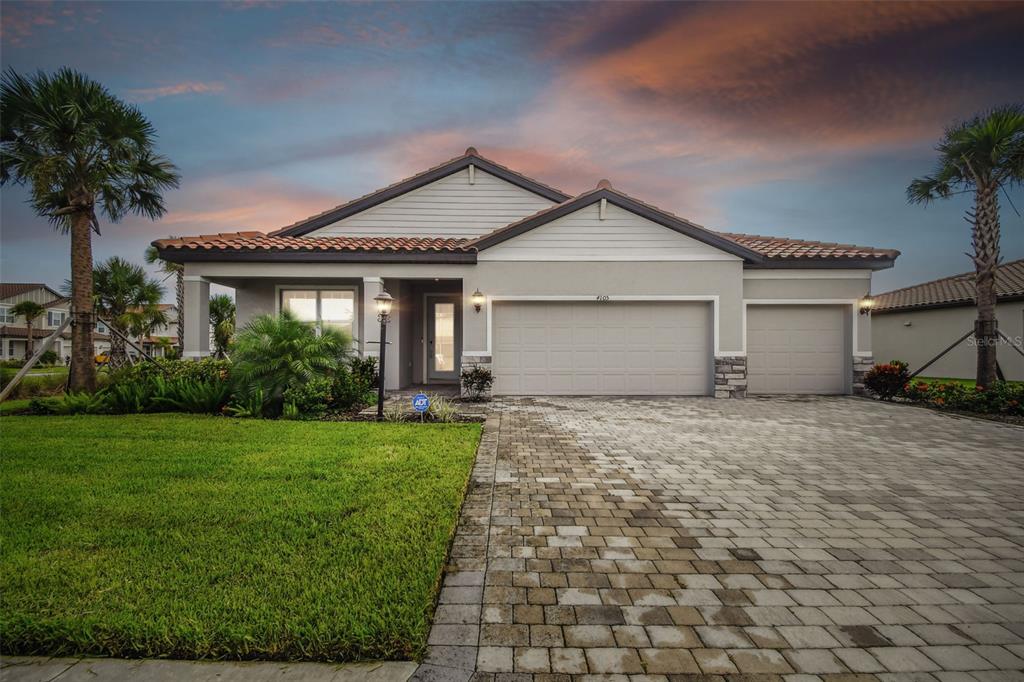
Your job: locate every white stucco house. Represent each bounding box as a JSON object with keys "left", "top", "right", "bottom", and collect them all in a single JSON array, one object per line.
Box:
[
  {"left": 872, "top": 259, "right": 1024, "bottom": 381},
  {"left": 154, "top": 148, "right": 899, "bottom": 397}
]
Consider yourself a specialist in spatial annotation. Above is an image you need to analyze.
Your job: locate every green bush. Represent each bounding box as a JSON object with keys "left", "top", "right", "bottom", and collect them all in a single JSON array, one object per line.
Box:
[
  {"left": 863, "top": 360, "right": 909, "bottom": 400},
  {"left": 460, "top": 366, "right": 493, "bottom": 401},
  {"left": 230, "top": 311, "right": 352, "bottom": 416},
  {"left": 112, "top": 357, "right": 230, "bottom": 384},
  {"left": 0, "top": 368, "right": 66, "bottom": 399},
  {"left": 152, "top": 379, "right": 231, "bottom": 414},
  {"left": 900, "top": 379, "right": 1023, "bottom": 416},
  {"left": 28, "top": 392, "right": 107, "bottom": 415},
  {"left": 282, "top": 377, "right": 334, "bottom": 420},
  {"left": 39, "top": 350, "right": 59, "bottom": 366}
]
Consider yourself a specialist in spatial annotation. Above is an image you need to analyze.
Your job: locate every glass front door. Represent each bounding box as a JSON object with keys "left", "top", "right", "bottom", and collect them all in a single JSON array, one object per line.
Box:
[{"left": 427, "top": 297, "right": 460, "bottom": 381}]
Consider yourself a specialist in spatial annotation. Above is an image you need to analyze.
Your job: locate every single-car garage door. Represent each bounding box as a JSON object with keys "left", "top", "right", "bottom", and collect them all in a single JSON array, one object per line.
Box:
[
  {"left": 492, "top": 301, "right": 710, "bottom": 395},
  {"left": 747, "top": 305, "right": 847, "bottom": 394}
]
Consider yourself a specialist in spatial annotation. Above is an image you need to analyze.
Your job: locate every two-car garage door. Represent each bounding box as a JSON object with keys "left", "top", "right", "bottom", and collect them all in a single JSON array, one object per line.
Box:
[{"left": 492, "top": 301, "right": 710, "bottom": 395}]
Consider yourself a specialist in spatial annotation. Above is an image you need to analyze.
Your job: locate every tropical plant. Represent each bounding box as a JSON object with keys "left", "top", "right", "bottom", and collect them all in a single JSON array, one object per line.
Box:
[
  {"left": 229, "top": 311, "right": 352, "bottom": 416},
  {"left": 85, "top": 256, "right": 165, "bottom": 367},
  {"left": 225, "top": 388, "right": 266, "bottom": 419},
  {"left": 282, "top": 376, "right": 333, "bottom": 419},
  {"left": 154, "top": 336, "right": 175, "bottom": 358},
  {"left": 908, "top": 104, "right": 1024, "bottom": 388},
  {"left": 9, "top": 300, "right": 45, "bottom": 360},
  {"left": 1, "top": 68, "right": 180, "bottom": 392},
  {"left": 145, "top": 243, "right": 184, "bottom": 356},
  {"left": 209, "top": 293, "right": 236, "bottom": 358},
  {"left": 863, "top": 360, "right": 910, "bottom": 401},
  {"left": 427, "top": 394, "right": 459, "bottom": 423},
  {"left": 460, "top": 365, "right": 493, "bottom": 401},
  {"left": 151, "top": 378, "right": 231, "bottom": 414}
]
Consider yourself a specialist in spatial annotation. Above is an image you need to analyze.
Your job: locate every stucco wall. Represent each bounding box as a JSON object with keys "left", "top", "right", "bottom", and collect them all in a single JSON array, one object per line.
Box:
[{"left": 873, "top": 301, "right": 1024, "bottom": 381}]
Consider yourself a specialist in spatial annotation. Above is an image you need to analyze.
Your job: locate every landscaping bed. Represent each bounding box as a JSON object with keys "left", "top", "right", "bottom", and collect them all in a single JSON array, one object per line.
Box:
[{"left": 0, "top": 414, "right": 481, "bottom": 662}]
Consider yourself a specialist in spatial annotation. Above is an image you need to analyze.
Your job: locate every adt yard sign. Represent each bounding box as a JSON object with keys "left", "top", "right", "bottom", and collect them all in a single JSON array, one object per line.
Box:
[{"left": 412, "top": 393, "right": 430, "bottom": 413}]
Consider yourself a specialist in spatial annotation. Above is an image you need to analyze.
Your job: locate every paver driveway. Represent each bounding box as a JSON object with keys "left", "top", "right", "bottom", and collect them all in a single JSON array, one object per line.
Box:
[{"left": 417, "top": 396, "right": 1024, "bottom": 681}]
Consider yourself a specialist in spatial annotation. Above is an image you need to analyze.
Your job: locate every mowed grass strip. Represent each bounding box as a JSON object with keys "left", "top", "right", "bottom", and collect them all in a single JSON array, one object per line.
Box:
[{"left": 1, "top": 414, "right": 480, "bottom": 662}]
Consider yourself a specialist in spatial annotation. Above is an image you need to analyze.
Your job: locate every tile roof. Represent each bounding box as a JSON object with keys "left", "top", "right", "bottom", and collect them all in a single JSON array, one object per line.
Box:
[
  {"left": 154, "top": 232, "right": 473, "bottom": 253},
  {"left": 0, "top": 325, "right": 110, "bottom": 341},
  {"left": 874, "top": 258, "right": 1024, "bottom": 313},
  {"left": 717, "top": 233, "right": 900, "bottom": 261},
  {"left": 0, "top": 283, "right": 48, "bottom": 299}
]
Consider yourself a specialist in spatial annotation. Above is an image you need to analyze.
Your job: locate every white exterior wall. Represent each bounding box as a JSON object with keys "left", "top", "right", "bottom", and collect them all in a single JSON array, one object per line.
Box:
[
  {"left": 873, "top": 301, "right": 1024, "bottom": 381},
  {"left": 478, "top": 202, "right": 740, "bottom": 262},
  {"left": 309, "top": 168, "right": 555, "bottom": 239}
]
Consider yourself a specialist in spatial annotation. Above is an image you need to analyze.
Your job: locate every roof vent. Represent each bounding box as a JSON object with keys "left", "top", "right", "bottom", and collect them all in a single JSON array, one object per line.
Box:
[
  {"left": 464, "top": 146, "right": 478, "bottom": 156},
  {"left": 596, "top": 178, "right": 612, "bottom": 190}
]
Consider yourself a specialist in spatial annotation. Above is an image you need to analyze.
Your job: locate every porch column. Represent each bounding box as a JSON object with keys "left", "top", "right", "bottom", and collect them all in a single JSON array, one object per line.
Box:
[{"left": 182, "top": 276, "right": 210, "bottom": 358}]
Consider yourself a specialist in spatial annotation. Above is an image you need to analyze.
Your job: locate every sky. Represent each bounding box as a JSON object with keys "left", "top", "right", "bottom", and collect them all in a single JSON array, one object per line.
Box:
[{"left": 1, "top": 0, "right": 1023, "bottom": 301}]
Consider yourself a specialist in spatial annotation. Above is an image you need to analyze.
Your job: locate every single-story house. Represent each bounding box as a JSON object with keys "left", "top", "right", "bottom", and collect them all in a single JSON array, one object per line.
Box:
[
  {"left": 872, "top": 258, "right": 1024, "bottom": 381},
  {"left": 154, "top": 148, "right": 899, "bottom": 398}
]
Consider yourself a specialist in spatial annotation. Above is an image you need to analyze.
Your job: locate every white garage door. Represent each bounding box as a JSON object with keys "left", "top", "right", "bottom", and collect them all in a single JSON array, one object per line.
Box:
[
  {"left": 492, "top": 301, "right": 710, "bottom": 395},
  {"left": 747, "top": 305, "right": 847, "bottom": 394}
]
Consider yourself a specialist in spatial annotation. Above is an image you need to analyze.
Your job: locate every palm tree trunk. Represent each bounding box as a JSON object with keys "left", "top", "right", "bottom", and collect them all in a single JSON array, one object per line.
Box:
[
  {"left": 24, "top": 320, "right": 34, "bottom": 361},
  {"left": 68, "top": 212, "right": 97, "bottom": 392},
  {"left": 176, "top": 270, "right": 184, "bottom": 357},
  {"left": 972, "top": 184, "right": 1001, "bottom": 388}
]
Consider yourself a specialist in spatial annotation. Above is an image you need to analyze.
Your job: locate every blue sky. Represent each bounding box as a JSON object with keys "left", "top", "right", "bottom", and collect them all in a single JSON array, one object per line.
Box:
[{"left": 2, "top": 1, "right": 1022, "bottom": 300}]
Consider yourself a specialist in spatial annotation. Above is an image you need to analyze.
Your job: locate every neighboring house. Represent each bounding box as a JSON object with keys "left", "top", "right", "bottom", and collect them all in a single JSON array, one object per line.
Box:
[
  {"left": 154, "top": 148, "right": 898, "bottom": 397},
  {"left": 0, "top": 282, "right": 111, "bottom": 361},
  {"left": 129, "top": 304, "right": 179, "bottom": 358},
  {"left": 872, "top": 259, "right": 1024, "bottom": 381}
]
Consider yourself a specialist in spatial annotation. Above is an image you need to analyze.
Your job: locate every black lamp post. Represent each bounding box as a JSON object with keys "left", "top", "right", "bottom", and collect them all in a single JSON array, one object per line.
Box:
[{"left": 374, "top": 291, "right": 394, "bottom": 421}]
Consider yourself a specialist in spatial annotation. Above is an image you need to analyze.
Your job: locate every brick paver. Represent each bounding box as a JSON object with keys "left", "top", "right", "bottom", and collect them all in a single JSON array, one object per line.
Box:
[{"left": 416, "top": 396, "right": 1024, "bottom": 680}]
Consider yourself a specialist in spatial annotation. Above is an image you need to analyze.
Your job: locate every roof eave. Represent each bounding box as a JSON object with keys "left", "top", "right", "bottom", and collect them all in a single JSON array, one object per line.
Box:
[
  {"left": 155, "top": 248, "right": 477, "bottom": 264},
  {"left": 744, "top": 257, "right": 898, "bottom": 271},
  {"left": 270, "top": 154, "right": 571, "bottom": 238}
]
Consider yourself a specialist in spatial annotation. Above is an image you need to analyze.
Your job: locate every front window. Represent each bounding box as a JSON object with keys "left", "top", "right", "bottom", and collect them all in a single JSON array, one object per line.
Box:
[
  {"left": 0, "top": 307, "right": 13, "bottom": 324},
  {"left": 281, "top": 289, "right": 356, "bottom": 339},
  {"left": 47, "top": 310, "right": 67, "bottom": 327},
  {"left": 96, "top": 321, "right": 108, "bottom": 334}
]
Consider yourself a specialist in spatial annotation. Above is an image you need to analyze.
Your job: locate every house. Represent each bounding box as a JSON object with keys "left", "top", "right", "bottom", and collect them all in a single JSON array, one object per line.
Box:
[
  {"left": 130, "top": 304, "right": 179, "bottom": 358},
  {"left": 154, "top": 148, "right": 899, "bottom": 397},
  {"left": 872, "top": 259, "right": 1024, "bottom": 381},
  {"left": 0, "top": 283, "right": 124, "bottom": 363}
]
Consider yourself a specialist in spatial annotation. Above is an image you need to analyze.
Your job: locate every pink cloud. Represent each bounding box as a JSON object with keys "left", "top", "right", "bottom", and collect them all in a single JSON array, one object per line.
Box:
[{"left": 126, "top": 81, "right": 225, "bottom": 102}]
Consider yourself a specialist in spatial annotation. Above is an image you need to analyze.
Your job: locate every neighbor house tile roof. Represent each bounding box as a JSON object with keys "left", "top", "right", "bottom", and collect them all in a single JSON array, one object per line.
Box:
[
  {"left": 0, "top": 325, "right": 110, "bottom": 341},
  {"left": 717, "top": 233, "right": 900, "bottom": 261},
  {"left": 153, "top": 232, "right": 474, "bottom": 253},
  {"left": 874, "top": 258, "right": 1024, "bottom": 313},
  {"left": 0, "top": 283, "right": 47, "bottom": 300}
]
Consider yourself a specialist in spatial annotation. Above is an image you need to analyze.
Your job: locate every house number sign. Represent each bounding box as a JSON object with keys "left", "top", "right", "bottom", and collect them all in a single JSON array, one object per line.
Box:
[{"left": 595, "top": 295, "right": 610, "bottom": 302}]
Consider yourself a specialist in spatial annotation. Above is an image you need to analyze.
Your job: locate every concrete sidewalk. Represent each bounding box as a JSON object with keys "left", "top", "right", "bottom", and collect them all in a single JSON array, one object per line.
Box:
[{"left": 0, "top": 656, "right": 418, "bottom": 681}]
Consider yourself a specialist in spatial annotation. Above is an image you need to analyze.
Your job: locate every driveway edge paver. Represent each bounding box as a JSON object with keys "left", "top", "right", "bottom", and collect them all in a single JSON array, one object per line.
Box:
[{"left": 413, "top": 412, "right": 499, "bottom": 682}]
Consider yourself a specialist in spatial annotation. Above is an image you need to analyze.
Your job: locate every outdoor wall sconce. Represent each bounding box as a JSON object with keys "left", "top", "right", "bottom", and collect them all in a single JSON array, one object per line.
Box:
[
  {"left": 471, "top": 289, "right": 485, "bottom": 313},
  {"left": 859, "top": 295, "right": 874, "bottom": 316}
]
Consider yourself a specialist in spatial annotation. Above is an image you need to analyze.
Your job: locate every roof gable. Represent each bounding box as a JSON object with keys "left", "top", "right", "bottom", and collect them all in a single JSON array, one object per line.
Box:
[
  {"left": 271, "top": 148, "right": 570, "bottom": 238},
  {"left": 470, "top": 187, "right": 765, "bottom": 262}
]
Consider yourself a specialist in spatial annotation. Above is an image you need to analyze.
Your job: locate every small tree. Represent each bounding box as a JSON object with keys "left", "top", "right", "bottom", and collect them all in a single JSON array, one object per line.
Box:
[
  {"left": 209, "top": 294, "right": 236, "bottom": 358},
  {"left": 10, "top": 300, "right": 45, "bottom": 360},
  {"left": 88, "top": 256, "right": 165, "bottom": 367},
  {"left": 908, "top": 104, "right": 1024, "bottom": 387}
]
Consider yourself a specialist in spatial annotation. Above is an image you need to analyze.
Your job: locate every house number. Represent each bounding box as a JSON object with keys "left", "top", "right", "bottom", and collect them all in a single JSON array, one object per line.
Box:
[{"left": 595, "top": 295, "right": 610, "bottom": 302}]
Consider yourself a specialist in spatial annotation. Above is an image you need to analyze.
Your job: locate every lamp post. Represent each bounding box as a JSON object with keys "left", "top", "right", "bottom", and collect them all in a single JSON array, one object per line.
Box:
[{"left": 374, "top": 291, "right": 394, "bottom": 421}]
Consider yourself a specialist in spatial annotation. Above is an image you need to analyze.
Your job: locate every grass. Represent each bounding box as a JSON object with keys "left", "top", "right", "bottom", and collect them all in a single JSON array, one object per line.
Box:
[
  {"left": 0, "top": 398, "right": 33, "bottom": 414},
  {"left": 916, "top": 376, "right": 1023, "bottom": 387},
  {"left": 1, "top": 414, "right": 481, "bottom": 662}
]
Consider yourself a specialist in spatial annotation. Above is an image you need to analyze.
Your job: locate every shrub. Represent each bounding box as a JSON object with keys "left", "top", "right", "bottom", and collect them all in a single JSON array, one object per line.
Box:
[
  {"left": 103, "top": 379, "right": 156, "bottom": 414},
  {"left": 899, "top": 379, "right": 1023, "bottom": 416},
  {"left": 331, "top": 361, "right": 377, "bottom": 411},
  {"left": 0, "top": 368, "right": 67, "bottom": 399},
  {"left": 427, "top": 395, "right": 459, "bottom": 423},
  {"left": 460, "top": 366, "right": 493, "bottom": 401},
  {"left": 863, "top": 360, "right": 909, "bottom": 400},
  {"left": 39, "top": 350, "right": 59, "bottom": 366},
  {"left": 282, "top": 377, "right": 334, "bottom": 420},
  {"left": 349, "top": 356, "right": 378, "bottom": 389},
  {"left": 113, "top": 357, "right": 230, "bottom": 384},
  {"left": 152, "top": 379, "right": 231, "bottom": 414},
  {"left": 230, "top": 312, "right": 352, "bottom": 416},
  {"left": 225, "top": 388, "right": 266, "bottom": 419},
  {"left": 29, "top": 392, "right": 107, "bottom": 415}
]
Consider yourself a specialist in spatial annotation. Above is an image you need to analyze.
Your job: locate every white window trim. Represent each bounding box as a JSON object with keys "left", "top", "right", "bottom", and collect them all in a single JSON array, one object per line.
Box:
[
  {"left": 742, "top": 299, "right": 869, "bottom": 357},
  {"left": 0, "top": 306, "right": 13, "bottom": 324},
  {"left": 467, "top": 295, "right": 725, "bottom": 359},
  {"left": 274, "top": 285, "right": 359, "bottom": 342}
]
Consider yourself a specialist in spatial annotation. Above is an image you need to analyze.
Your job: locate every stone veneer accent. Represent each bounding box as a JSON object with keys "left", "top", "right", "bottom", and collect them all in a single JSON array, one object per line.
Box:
[
  {"left": 714, "top": 355, "right": 747, "bottom": 399},
  {"left": 460, "top": 354, "right": 493, "bottom": 400},
  {"left": 852, "top": 355, "right": 874, "bottom": 396}
]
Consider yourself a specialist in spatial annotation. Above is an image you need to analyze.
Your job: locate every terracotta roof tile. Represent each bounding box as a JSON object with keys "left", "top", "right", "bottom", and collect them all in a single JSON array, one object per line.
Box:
[
  {"left": 874, "top": 258, "right": 1024, "bottom": 312},
  {"left": 0, "top": 325, "right": 110, "bottom": 341},
  {"left": 0, "top": 283, "right": 48, "bottom": 299},
  {"left": 717, "top": 232, "right": 900, "bottom": 261},
  {"left": 154, "top": 232, "right": 473, "bottom": 253}
]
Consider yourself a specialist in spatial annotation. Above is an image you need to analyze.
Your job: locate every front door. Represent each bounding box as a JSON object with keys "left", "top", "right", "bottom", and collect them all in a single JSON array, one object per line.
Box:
[{"left": 427, "top": 296, "right": 460, "bottom": 382}]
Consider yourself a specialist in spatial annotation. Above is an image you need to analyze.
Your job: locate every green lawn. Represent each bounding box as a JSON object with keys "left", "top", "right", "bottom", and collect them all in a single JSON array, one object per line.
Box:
[
  {"left": 916, "top": 376, "right": 1023, "bottom": 387},
  {"left": 1, "top": 414, "right": 480, "bottom": 662}
]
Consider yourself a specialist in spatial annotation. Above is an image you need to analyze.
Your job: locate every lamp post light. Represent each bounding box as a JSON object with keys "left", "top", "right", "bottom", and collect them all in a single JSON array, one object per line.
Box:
[
  {"left": 471, "top": 289, "right": 485, "bottom": 313},
  {"left": 859, "top": 294, "right": 875, "bottom": 316},
  {"left": 374, "top": 291, "right": 394, "bottom": 421}
]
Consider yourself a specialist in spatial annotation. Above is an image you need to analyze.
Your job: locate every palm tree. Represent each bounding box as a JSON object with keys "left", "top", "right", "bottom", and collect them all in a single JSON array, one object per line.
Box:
[
  {"left": 154, "top": 336, "right": 175, "bottom": 359},
  {"left": 88, "top": 256, "right": 165, "bottom": 367},
  {"left": 145, "top": 244, "right": 184, "bottom": 357},
  {"left": 9, "top": 300, "right": 45, "bottom": 361},
  {"left": 209, "top": 293, "right": 236, "bottom": 358},
  {"left": 908, "top": 104, "right": 1024, "bottom": 388},
  {"left": 230, "top": 310, "right": 351, "bottom": 415},
  {"left": 1, "top": 68, "right": 179, "bottom": 392}
]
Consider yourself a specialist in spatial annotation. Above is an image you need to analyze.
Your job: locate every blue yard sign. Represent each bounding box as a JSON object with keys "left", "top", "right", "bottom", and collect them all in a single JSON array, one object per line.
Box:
[{"left": 412, "top": 393, "right": 430, "bottom": 413}]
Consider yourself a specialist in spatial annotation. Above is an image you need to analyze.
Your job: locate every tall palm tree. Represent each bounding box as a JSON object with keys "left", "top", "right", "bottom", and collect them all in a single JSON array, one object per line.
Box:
[
  {"left": 9, "top": 300, "right": 45, "bottom": 361},
  {"left": 209, "top": 293, "right": 236, "bottom": 358},
  {"left": 1, "top": 68, "right": 179, "bottom": 391},
  {"left": 88, "top": 256, "right": 165, "bottom": 367},
  {"left": 908, "top": 104, "right": 1024, "bottom": 388},
  {"left": 145, "top": 244, "right": 184, "bottom": 357}
]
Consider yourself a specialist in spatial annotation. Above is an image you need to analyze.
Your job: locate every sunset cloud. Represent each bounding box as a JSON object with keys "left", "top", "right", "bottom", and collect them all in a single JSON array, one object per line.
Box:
[{"left": 126, "top": 81, "right": 225, "bottom": 102}]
